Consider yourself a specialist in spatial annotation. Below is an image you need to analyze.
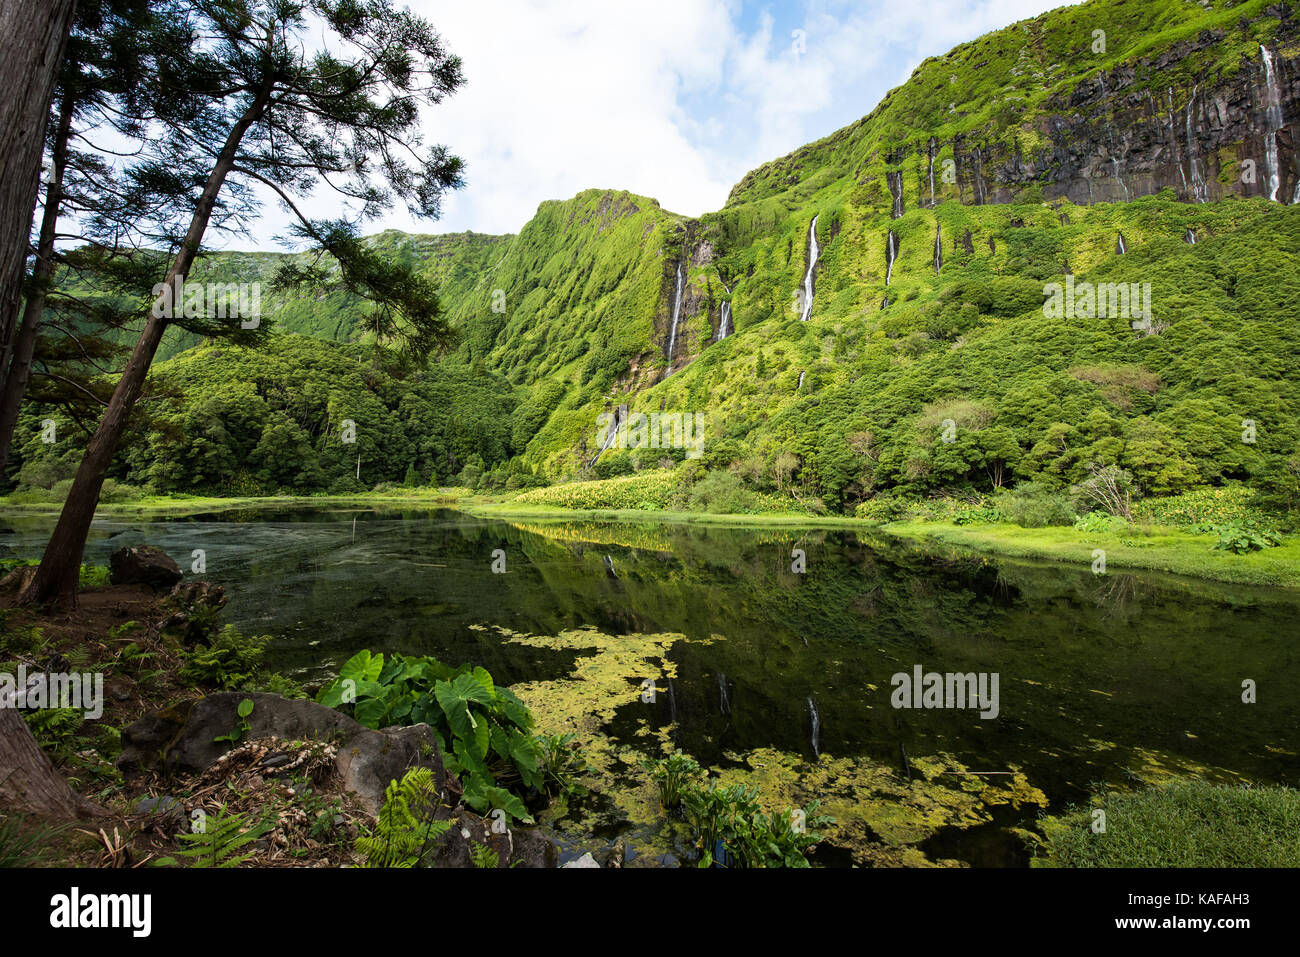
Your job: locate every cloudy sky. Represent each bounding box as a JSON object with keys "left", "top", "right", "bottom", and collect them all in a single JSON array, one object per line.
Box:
[{"left": 231, "top": 0, "right": 1080, "bottom": 249}]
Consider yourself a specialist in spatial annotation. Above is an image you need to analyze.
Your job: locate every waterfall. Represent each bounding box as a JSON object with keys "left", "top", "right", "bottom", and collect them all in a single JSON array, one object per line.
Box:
[
  {"left": 797, "top": 370, "right": 805, "bottom": 391},
  {"left": 716, "top": 273, "right": 732, "bottom": 340},
  {"left": 665, "top": 262, "right": 685, "bottom": 365},
  {"left": 807, "top": 696, "right": 821, "bottom": 758},
  {"left": 1185, "top": 86, "right": 1208, "bottom": 203},
  {"left": 1184, "top": 228, "right": 1197, "bottom": 245},
  {"left": 888, "top": 170, "right": 904, "bottom": 219},
  {"left": 1111, "top": 157, "right": 1130, "bottom": 201},
  {"left": 927, "top": 137, "right": 937, "bottom": 207},
  {"left": 1167, "top": 88, "right": 1188, "bottom": 194},
  {"left": 1261, "top": 46, "right": 1284, "bottom": 202},
  {"left": 718, "top": 672, "right": 730, "bottom": 716},
  {"left": 799, "top": 216, "right": 820, "bottom": 322},
  {"left": 1098, "top": 75, "right": 1130, "bottom": 201},
  {"left": 885, "top": 230, "right": 898, "bottom": 286},
  {"left": 1116, "top": 232, "right": 1127, "bottom": 255},
  {"left": 933, "top": 225, "right": 943, "bottom": 275},
  {"left": 589, "top": 405, "right": 624, "bottom": 467}
]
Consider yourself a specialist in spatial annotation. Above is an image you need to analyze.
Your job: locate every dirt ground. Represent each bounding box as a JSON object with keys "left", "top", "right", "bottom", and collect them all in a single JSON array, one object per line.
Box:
[{"left": 0, "top": 581, "right": 366, "bottom": 867}]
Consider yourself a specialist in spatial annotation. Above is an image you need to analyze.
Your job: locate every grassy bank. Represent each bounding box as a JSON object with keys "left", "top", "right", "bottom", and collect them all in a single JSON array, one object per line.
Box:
[
  {"left": 881, "top": 519, "right": 1300, "bottom": 589},
  {"left": 1035, "top": 779, "right": 1300, "bottom": 867},
  {"left": 0, "top": 489, "right": 472, "bottom": 518}
]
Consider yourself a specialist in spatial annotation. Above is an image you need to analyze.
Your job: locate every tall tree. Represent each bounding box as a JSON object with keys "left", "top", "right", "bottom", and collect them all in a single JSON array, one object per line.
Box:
[
  {"left": 20, "top": 0, "right": 465, "bottom": 605},
  {"left": 0, "top": 0, "right": 78, "bottom": 389},
  {"left": 0, "top": 0, "right": 161, "bottom": 476},
  {"left": 0, "top": 0, "right": 89, "bottom": 821}
]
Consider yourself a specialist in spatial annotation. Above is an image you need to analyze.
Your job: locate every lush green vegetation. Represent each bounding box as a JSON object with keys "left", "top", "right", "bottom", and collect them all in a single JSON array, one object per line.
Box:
[
  {"left": 645, "top": 753, "right": 832, "bottom": 868},
  {"left": 354, "top": 767, "right": 452, "bottom": 868},
  {"left": 10, "top": 0, "right": 1298, "bottom": 549},
  {"left": 1036, "top": 779, "right": 1300, "bottom": 867},
  {"left": 10, "top": 335, "right": 523, "bottom": 495},
  {"left": 316, "top": 650, "right": 545, "bottom": 823}
]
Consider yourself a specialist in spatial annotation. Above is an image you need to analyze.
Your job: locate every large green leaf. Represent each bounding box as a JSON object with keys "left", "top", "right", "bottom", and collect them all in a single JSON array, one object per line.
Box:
[
  {"left": 434, "top": 673, "right": 495, "bottom": 753},
  {"left": 354, "top": 696, "right": 391, "bottom": 729},
  {"left": 507, "top": 729, "right": 541, "bottom": 788},
  {"left": 494, "top": 686, "right": 533, "bottom": 731},
  {"left": 463, "top": 778, "right": 533, "bottom": 824},
  {"left": 341, "top": 650, "right": 384, "bottom": 684}
]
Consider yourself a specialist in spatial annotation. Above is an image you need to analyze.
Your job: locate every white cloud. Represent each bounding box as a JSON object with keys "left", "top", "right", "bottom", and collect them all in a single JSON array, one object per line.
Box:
[{"left": 220, "top": 0, "right": 1079, "bottom": 249}]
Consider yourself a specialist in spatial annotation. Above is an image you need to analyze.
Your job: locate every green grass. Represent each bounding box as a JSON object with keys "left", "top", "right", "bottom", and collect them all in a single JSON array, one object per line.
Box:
[
  {"left": 0, "top": 489, "right": 469, "bottom": 518},
  {"left": 883, "top": 519, "right": 1300, "bottom": 588},
  {"left": 1037, "top": 779, "right": 1300, "bottom": 867}
]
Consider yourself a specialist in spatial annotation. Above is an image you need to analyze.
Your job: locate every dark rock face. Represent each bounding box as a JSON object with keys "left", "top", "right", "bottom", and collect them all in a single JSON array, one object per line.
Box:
[
  {"left": 870, "top": 13, "right": 1300, "bottom": 213},
  {"left": 335, "top": 724, "right": 459, "bottom": 817},
  {"left": 426, "top": 810, "right": 558, "bottom": 868},
  {"left": 966, "top": 33, "right": 1300, "bottom": 207},
  {"left": 109, "top": 546, "right": 182, "bottom": 590}
]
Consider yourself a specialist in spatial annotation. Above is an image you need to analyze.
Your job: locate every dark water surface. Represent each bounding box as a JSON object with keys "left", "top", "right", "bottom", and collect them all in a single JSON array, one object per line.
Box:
[{"left": 4, "top": 506, "right": 1297, "bottom": 865}]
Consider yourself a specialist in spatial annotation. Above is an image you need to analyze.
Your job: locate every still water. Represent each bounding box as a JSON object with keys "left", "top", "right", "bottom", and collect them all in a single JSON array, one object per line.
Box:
[{"left": 4, "top": 507, "right": 1297, "bottom": 866}]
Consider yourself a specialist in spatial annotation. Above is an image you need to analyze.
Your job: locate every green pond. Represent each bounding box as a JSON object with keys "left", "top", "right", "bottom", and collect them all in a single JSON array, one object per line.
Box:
[{"left": 3, "top": 506, "right": 1298, "bottom": 866}]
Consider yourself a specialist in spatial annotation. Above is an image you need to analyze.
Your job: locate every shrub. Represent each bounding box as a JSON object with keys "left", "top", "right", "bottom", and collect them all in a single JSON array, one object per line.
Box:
[
  {"left": 994, "top": 482, "right": 1076, "bottom": 528},
  {"left": 1072, "top": 512, "right": 1129, "bottom": 534},
  {"left": 179, "top": 626, "right": 280, "bottom": 690},
  {"left": 855, "top": 496, "right": 907, "bottom": 523},
  {"left": 1071, "top": 464, "right": 1135, "bottom": 520},
  {"left": 592, "top": 450, "right": 634, "bottom": 479},
  {"left": 686, "top": 471, "right": 754, "bottom": 514},
  {"left": 954, "top": 505, "right": 1004, "bottom": 525},
  {"left": 1208, "top": 522, "right": 1282, "bottom": 554}
]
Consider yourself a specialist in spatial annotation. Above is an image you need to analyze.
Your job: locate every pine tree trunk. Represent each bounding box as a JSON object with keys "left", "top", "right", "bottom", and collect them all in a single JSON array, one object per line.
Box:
[
  {"left": 0, "top": 706, "right": 95, "bottom": 819},
  {"left": 18, "top": 84, "right": 274, "bottom": 607},
  {"left": 0, "top": 0, "right": 76, "bottom": 388},
  {"left": 0, "top": 88, "right": 74, "bottom": 476}
]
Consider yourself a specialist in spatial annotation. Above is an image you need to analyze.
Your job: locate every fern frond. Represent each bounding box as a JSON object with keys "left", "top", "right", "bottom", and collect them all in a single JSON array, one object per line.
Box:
[{"left": 356, "top": 767, "right": 451, "bottom": 867}]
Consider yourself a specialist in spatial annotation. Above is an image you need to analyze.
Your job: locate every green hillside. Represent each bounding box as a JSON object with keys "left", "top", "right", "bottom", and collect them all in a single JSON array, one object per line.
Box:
[{"left": 12, "top": 0, "right": 1300, "bottom": 519}]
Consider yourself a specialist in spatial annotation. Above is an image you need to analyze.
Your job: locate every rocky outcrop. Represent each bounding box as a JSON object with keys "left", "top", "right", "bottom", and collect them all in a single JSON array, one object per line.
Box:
[
  {"left": 935, "top": 28, "right": 1300, "bottom": 208},
  {"left": 118, "top": 693, "right": 561, "bottom": 866},
  {"left": 118, "top": 692, "right": 461, "bottom": 817},
  {"left": 109, "top": 546, "right": 182, "bottom": 590}
]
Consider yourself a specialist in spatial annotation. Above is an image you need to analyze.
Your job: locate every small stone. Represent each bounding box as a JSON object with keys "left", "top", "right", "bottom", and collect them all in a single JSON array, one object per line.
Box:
[
  {"left": 561, "top": 852, "right": 600, "bottom": 868},
  {"left": 136, "top": 795, "right": 182, "bottom": 817}
]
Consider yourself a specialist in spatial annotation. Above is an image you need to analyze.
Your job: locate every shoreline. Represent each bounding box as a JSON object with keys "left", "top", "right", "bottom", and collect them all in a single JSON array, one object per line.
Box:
[{"left": 4, "top": 492, "right": 1298, "bottom": 590}]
